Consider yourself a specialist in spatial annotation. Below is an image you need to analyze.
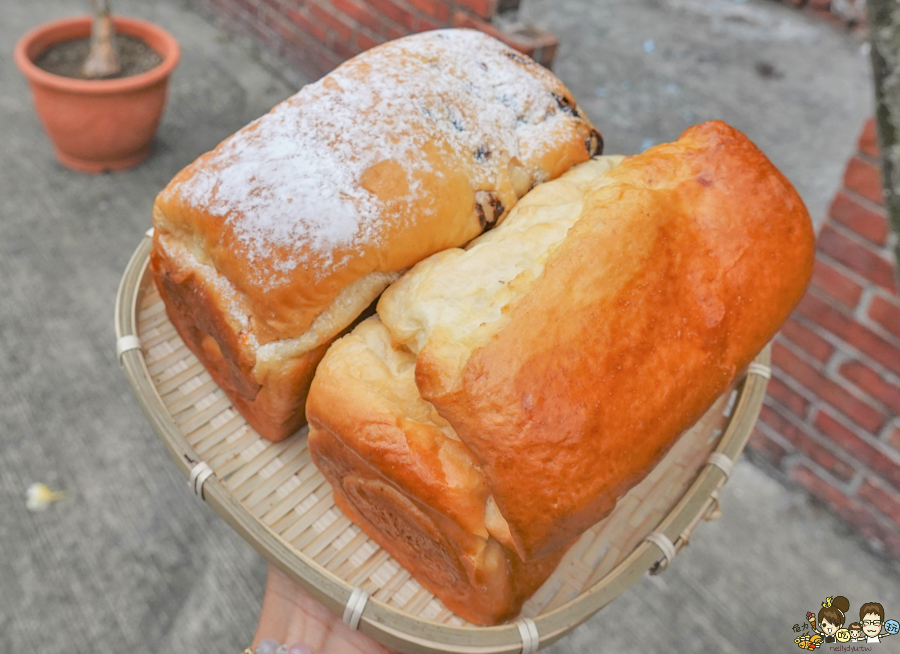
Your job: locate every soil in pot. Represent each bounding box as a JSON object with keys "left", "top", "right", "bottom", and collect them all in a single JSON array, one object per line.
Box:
[{"left": 34, "top": 34, "right": 162, "bottom": 79}]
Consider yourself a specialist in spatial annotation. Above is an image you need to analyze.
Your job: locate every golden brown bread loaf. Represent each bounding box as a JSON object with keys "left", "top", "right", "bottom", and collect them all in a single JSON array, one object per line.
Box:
[
  {"left": 306, "top": 121, "right": 815, "bottom": 624},
  {"left": 150, "top": 29, "right": 601, "bottom": 441}
]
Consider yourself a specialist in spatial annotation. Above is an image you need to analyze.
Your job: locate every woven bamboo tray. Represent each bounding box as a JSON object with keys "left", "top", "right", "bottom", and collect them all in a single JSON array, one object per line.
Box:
[{"left": 115, "top": 229, "right": 771, "bottom": 654}]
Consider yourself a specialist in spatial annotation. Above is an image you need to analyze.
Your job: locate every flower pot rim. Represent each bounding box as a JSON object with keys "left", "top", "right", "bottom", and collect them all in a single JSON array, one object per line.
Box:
[{"left": 14, "top": 14, "right": 181, "bottom": 96}]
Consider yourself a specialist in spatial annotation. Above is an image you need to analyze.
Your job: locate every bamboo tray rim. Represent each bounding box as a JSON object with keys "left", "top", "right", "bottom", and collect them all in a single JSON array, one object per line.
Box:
[{"left": 115, "top": 229, "right": 770, "bottom": 654}]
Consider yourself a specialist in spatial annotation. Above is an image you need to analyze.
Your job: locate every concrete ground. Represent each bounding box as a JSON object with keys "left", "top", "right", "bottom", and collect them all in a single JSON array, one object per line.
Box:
[{"left": 0, "top": 0, "right": 892, "bottom": 652}]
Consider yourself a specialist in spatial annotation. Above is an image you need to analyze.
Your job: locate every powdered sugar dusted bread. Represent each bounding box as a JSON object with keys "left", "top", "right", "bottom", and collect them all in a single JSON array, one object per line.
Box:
[
  {"left": 306, "top": 122, "right": 815, "bottom": 623},
  {"left": 150, "top": 29, "right": 601, "bottom": 440}
]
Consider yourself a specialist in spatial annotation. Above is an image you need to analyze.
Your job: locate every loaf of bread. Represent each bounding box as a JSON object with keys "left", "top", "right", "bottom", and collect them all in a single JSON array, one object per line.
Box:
[
  {"left": 306, "top": 121, "right": 815, "bottom": 624},
  {"left": 150, "top": 29, "right": 601, "bottom": 441}
]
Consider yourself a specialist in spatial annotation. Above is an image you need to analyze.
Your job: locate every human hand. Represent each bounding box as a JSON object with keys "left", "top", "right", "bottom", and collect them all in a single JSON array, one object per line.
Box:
[{"left": 251, "top": 564, "right": 397, "bottom": 654}]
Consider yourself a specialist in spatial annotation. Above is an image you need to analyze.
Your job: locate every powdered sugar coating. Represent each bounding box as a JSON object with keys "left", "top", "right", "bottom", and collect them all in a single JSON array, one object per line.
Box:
[{"left": 171, "top": 29, "right": 578, "bottom": 287}]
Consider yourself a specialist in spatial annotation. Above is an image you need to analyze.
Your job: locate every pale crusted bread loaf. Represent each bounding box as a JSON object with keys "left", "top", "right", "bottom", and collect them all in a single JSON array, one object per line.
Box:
[
  {"left": 307, "top": 317, "right": 566, "bottom": 625},
  {"left": 307, "top": 156, "right": 626, "bottom": 624},
  {"left": 150, "top": 29, "right": 601, "bottom": 440},
  {"left": 307, "top": 121, "right": 815, "bottom": 623}
]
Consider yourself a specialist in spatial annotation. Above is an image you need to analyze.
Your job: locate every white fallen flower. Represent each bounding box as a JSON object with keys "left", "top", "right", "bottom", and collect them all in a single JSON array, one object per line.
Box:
[{"left": 26, "top": 483, "right": 68, "bottom": 512}]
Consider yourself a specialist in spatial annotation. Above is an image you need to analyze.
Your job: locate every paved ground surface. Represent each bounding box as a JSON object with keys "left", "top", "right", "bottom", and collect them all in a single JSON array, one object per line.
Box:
[{"left": 1, "top": 0, "right": 893, "bottom": 652}]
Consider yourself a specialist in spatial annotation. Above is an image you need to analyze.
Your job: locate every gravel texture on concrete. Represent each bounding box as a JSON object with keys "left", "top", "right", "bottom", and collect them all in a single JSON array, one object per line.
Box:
[{"left": 1, "top": 0, "right": 893, "bottom": 652}]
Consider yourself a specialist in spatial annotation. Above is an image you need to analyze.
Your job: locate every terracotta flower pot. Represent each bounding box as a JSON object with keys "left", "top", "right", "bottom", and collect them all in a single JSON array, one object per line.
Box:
[{"left": 14, "top": 15, "right": 180, "bottom": 173}]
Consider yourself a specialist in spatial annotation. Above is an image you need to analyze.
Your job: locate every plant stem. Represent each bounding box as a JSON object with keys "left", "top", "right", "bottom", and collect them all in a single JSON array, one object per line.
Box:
[{"left": 82, "top": 0, "right": 120, "bottom": 79}]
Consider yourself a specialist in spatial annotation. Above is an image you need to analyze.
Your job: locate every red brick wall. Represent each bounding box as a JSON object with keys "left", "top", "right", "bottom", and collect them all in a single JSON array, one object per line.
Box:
[
  {"left": 188, "top": 0, "right": 558, "bottom": 81},
  {"left": 749, "top": 119, "right": 900, "bottom": 559},
  {"left": 772, "top": 0, "right": 867, "bottom": 30}
]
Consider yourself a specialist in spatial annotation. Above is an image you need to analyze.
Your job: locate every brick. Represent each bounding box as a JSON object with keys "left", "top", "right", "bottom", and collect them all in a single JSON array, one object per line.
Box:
[
  {"left": 868, "top": 295, "right": 900, "bottom": 341},
  {"left": 279, "top": 45, "right": 320, "bottom": 78},
  {"left": 313, "top": 45, "right": 344, "bottom": 74},
  {"left": 333, "top": 0, "right": 384, "bottom": 32},
  {"left": 760, "top": 404, "right": 856, "bottom": 481},
  {"left": 814, "top": 409, "right": 900, "bottom": 489},
  {"left": 758, "top": 402, "right": 793, "bottom": 434},
  {"left": 287, "top": 8, "right": 329, "bottom": 43},
  {"left": 828, "top": 190, "right": 889, "bottom": 246},
  {"left": 790, "top": 463, "right": 852, "bottom": 508},
  {"left": 857, "top": 476, "right": 900, "bottom": 526},
  {"left": 772, "top": 341, "right": 886, "bottom": 432},
  {"left": 890, "top": 425, "right": 900, "bottom": 451},
  {"left": 413, "top": 15, "right": 443, "bottom": 31},
  {"left": 791, "top": 464, "right": 900, "bottom": 559},
  {"left": 231, "top": 0, "right": 260, "bottom": 17},
  {"left": 260, "top": 0, "right": 290, "bottom": 12},
  {"left": 331, "top": 36, "right": 361, "bottom": 59},
  {"left": 452, "top": 0, "right": 499, "bottom": 19},
  {"left": 844, "top": 155, "right": 883, "bottom": 207},
  {"left": 778, "top": 317, "right": 835, "bottom": 362},
  {"left": 385, "top": 22, "right": 407, "bottom": 39},
  {"left": 452, "top": 10, "right": 497, "bottom": 33},
  {"left": 877, "top": 530, "right": 900, "bottom": 560},
  {"left": 451, "top": 11, "right": 536, "bottom": 56},
  {"left": 243, "top": 19, "right": 278, "bottom": 49},
  {"left": 366, "top": 0, "right": 417, "bottom": 29},
  {"left": 858, "top": 118, "right": 879, "bottom": 159},
  {"left": 767, "top": 372, "right": 811, "bottom": 417},
  {"left": 817, "top": 224, "right": 898, "bottom": 293},
  {"left": 838, "top": 359, "right": 900, "bottom": 413},
  {"left": 405, "top": 0, "right": 451, "bottom": 21},
  {"left": 810, "top": 258, "right": 864, "bottom": 310},
  {"left": 748, "top": 426, "right": 789, "bottom": 467},
  {"left": 355, "top": 30, "right": 384, "bottom": 51},
  {"left": 797, "top": 292, "right": 900, "bottom": 375},
  {"left": 267, "top": 13, "right": 317, "bottom": 51},
  {"left": 309, "top": 2, "right": 354, "bottom": 40},
  {"left": 451, "top": 11, "right": 501, "bottom": 41}
]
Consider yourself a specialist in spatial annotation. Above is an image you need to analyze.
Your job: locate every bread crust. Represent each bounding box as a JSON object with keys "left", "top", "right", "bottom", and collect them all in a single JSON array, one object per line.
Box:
[
  {"left": 306, "top": 318, "right": 567, "bottom": 624},
  {"left": 415, "top": 121, "right": 815, "bottom": 559},
  {"left": 150, "top": 29, "right": 600, "bottom": 440},
  {"left": 307, "top": 121, "right": 814, "bottom": 623},
  {"left": 150, "top": 236, "right": 340, "bottom": 439}
]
